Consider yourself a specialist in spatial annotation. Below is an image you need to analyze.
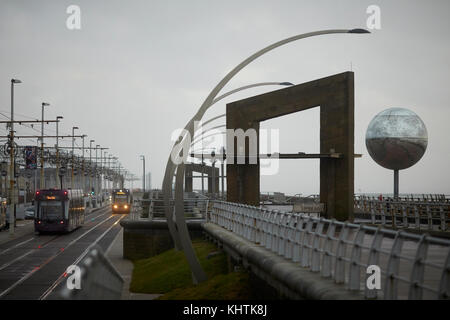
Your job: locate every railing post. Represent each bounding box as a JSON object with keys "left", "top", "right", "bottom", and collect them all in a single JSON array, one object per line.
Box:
[
  {"left": 292, "top": 217, "right": 305, "bottom": 263},
  {"left": 402, "top": 204, "right": 409, "bottom": 228},
  {"left": 321, "top": 220, "right": 336, "bottom": 278},
  {"left": 300, "top": 219, "right": 314, "bottom": 268},
  {"left": 365, "top": 228, "right": 383, "bottom": 299},
  {"left": 381, "top": 201, "right": 386, "bottom": 226},
  {"left": 334, "top": 223, "right": 349, "bottom": 284},
  {"left": 278, "top": 213, "right": 288, "bottom": 256},
  {"left": 311, "top": 219, "right": 324, "bottom": 272},
  {"left": 348, "top": 226, "right": 366, "bottom": 290},
  {"left": 384, "top": 231, "right": 404, "bottom": 299},
  {"left": 440, "top": 206, "right": 446, "bottom": 232},
  {"left": 261, "top": 210, "right": 269, "bottom": 247},
  {"left": 266, "top": 210, "right": 274, "bottom": 250},
  {"left": 271, "top": 211, "right": 281, "bottom": 253},
  {"left": 414, "top": 205, "right": 420, "bottom": 229},
  {"left": 370, "top": 201, "right": 376, "bottom": 224},
  {"left": 408, "top": 234, "right": 428, "bottom": 300},
  {"left": 438, "top": 248, "right": 450, "bottom": 299},
  {"left": 426, "top": 205, "right": 432, "bottom": 231}
]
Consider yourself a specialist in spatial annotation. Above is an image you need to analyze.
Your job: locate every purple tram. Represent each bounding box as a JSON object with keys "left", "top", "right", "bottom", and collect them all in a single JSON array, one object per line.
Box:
[{"left": 34, "top": 189, "right": 85, "bottom": 234}]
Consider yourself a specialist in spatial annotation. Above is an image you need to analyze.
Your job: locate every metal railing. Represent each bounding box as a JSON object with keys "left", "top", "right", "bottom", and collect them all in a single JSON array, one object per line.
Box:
[
  {"left": 58, "top": 245, "right": 124, "bottom": 300},
  {"left": 209, "top": 201, "right": 450, "bottom": 300},
  {"left": 355, "top": 199, "right": 450, "bottom": 231},
  {"left": 355, "top": 194, "right": 450, "bottom": 203},
  {"left": 131, "top": 196, "right": 210, "bottom": 221}
]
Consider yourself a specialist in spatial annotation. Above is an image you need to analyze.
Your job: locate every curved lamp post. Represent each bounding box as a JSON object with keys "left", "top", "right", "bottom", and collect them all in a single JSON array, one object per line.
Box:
[{"left": 163, "top": 28, "right": 370, "bottom": 284}]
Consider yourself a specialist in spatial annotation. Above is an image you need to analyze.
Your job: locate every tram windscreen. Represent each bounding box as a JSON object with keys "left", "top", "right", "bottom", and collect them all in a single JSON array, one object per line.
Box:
[
  {"left": 39, "top": 201, "right": 63, "bottom": 220},
  {"left": 114, "top": 195, "right": 128, "bottom": 204}
]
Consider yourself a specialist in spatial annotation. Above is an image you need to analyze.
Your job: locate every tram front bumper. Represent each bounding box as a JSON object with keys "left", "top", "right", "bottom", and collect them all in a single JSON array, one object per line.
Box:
[{"left": 112, "top": 205, "right": 130, "bottom": 213}]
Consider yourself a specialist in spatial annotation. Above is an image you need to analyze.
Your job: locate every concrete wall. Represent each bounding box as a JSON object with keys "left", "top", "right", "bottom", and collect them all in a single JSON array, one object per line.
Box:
[{"left": 120, "top": 219, "right": 204, "bottom": 260}]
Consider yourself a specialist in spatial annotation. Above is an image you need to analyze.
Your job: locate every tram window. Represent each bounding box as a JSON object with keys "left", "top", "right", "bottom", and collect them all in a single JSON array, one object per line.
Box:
[
  {"left": 115, "top": 195, "right": 128, "bottom": 203},
  {"left": 39, "top": 202, "right": 63, "bottom": 220}
]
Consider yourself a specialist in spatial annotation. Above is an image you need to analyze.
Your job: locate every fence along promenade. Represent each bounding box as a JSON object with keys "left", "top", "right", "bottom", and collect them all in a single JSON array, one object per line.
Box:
[
  {"left": 208, "top": 201, "right": 450, "bottom": 299},
  {"left": 354, "top": 196, "right": 450, "bottom": 231}
]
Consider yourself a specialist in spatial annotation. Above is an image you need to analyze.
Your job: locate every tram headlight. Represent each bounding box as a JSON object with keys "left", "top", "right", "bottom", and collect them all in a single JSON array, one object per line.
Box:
[
  {"left": 124, "top": 205, "right": 128, "bottom": 209},
  {"left": 113, "top": 205, "right": 118, "bottom": 209}
]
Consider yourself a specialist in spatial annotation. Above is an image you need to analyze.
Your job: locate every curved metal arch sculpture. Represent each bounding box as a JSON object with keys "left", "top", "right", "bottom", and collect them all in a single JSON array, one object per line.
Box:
[{"left": 162, "top": 28, "right": 370, "bottom": 283}]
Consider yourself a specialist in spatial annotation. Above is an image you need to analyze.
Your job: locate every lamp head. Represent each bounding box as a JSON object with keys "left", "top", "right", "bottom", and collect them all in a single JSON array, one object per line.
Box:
[
  {"left": 11, "top": 79, "right": 22, "bottom": 84},
  {"left": 42, "top": 102, "right": 50, "bottom": 106},
  {"left": 348, "top": 28, "right": 371, "bottom": 34}
]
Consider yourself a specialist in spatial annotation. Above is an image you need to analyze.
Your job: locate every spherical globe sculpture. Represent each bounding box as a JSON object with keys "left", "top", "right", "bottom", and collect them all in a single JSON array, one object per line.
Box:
[{"left": 365, "top": 107, "right": 428, "bottom": 197}]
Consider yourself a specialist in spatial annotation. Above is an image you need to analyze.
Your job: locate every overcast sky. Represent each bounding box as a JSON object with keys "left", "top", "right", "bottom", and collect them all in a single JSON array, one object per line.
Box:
[{"left": 0, "top": 0, "right": 449, "bottom": 195}]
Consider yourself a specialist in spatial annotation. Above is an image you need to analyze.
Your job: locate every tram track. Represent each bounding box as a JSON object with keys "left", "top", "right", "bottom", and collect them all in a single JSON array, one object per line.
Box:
[
  {"left": 0, "top": 206, "right": 116, "bottom": 299},
  {"left": 0, "top": 206, "right": 109, "bottom": 271},
  {"left": 39, "top": 214, "right": 125, "bottom": 300}
]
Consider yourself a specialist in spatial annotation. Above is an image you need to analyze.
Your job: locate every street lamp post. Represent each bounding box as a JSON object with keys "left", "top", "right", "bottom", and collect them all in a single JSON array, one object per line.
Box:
[
  {"left": 9, "top": 78, "right": 21, "bottom": 235},
  {"left": 40, "top": 102, "right": 50, "bottom": 190},
  {"left": 71, "top": 126, "right": 79, "bottom": 190}
]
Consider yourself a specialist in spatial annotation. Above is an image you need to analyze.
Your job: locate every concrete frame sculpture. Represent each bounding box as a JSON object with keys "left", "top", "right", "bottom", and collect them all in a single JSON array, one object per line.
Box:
[
  {"left": 184, "top": 163, "right": 219, "bottom": 194},
  {"left": 162, "top": 29, "right": 369, "bottom": 284},
  {"left": 226, "top": 72, "right": 355, "bottom": 221}
]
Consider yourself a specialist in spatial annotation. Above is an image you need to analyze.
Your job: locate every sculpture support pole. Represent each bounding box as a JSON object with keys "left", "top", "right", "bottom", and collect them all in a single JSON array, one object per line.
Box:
[
  {"left": 175, "top": 162, "right": 207, "bottom": 283},
  {"left": 394, "top": 169, "right": 399, "bottom": 199}
]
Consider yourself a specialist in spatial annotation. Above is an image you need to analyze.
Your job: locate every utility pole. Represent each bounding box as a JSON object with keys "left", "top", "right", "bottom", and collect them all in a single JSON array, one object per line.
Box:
[
  {"left": 89, "top": 139, "right": 94, "bottom": 206},
  {"left": 34, "top": 139, "right": 38, "bottom": 195},
  {"left": 95, "top": 144, "right": 100, "bottom": 197},
  {"left": 81, "top": 135, "right": 86, "bottom": 194},
  {"left": 99, "top": 148, "right": 103, "bottom": 205},
  {"left": 40, "top": 102, "right": 50, "bottom": 189},
  {"left": 9, "top": 78, "right": 21, "bottom": 235},
  {"left": 107, "top": 154, "right": 111, "bottom": 192},
  {"left": 118, "top": 163, "right": 122, "bottom": 189},
  {"left": 71, "top": 126, "right": 78, "bottom": 190},
  {"left": 55, "top": 116, "right": 63, "bottom": 188},
  {"left": 140, "top": 155, "right": 145, "bottom": 193},
  {"left": 103, "top": 151, "right": 108, "bottom": 193}
]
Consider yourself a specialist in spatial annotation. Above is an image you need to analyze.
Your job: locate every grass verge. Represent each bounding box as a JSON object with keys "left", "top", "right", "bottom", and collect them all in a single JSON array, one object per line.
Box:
[{"left": 130, "top": 239, "right": 255, "bottom": 299}]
